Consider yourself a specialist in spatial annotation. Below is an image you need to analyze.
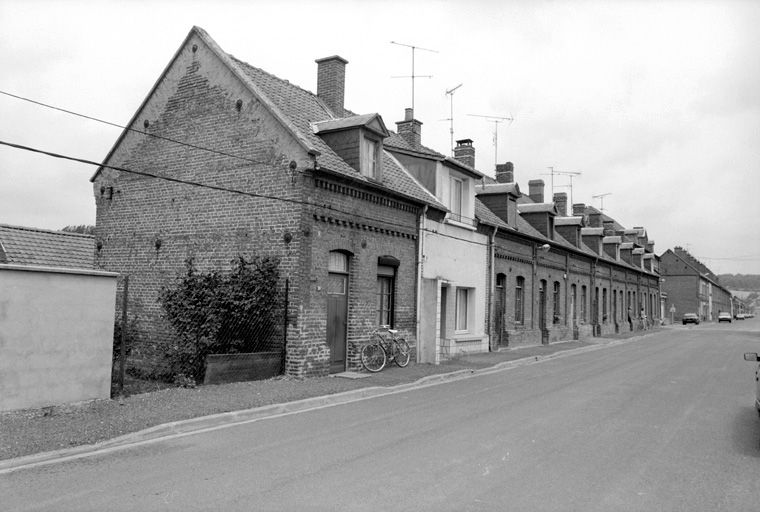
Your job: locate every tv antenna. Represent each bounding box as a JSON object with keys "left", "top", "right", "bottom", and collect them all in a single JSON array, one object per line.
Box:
[
  {"left": 467, "top": 113, "right": 514, "bottom": 170},
  {"left": 592, "top": 192, "right": 612, "bottom": 211},
  {"left": 444, "top": 83, "right": 463, "bottom": 156},
  {"left": 541, "top": 167, "right": 583, "bottom": 207},
  {"left": 391, "top": 41, "right": 437, "bottom": 111}
]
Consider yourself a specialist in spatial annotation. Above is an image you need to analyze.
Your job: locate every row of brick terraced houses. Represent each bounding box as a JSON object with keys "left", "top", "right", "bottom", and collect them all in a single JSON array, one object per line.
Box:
[{"left": 92, "top": 26, "right": 663, "bottom": 378}]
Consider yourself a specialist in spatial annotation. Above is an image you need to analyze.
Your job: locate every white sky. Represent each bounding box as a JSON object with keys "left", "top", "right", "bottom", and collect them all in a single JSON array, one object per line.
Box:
[{"left": 1, "top": 0, "right": 759, "bottom": 274}]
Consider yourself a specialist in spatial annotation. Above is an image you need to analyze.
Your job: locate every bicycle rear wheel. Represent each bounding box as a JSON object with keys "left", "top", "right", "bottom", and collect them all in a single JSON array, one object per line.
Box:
[
  {"left": 361, "top": 342, "right": 386, "bottom": 372},
  {"left": 392, "top": 338, "right": 411, "bottom": 367}
]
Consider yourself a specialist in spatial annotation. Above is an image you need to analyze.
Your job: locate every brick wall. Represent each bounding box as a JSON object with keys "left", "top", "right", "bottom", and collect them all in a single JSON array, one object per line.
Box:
[{"left": 93, "top": 37, "right": 312, "bottom": 376}]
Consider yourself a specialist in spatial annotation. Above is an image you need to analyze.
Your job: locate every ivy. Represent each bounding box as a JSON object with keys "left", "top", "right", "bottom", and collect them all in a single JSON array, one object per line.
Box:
[{"left": 159, "top": 255, "right": 281, "bottom": 383}]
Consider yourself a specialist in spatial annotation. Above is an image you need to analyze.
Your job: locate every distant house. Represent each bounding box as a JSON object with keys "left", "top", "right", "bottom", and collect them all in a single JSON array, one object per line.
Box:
[
  {"left": 659, "top": 246, "right": 732, "bottom": 321},
  {"left": 0, "top": 224, "right": 95, "bottom": 269},
  {"left": 476, "top": 164, "right": 661, "bottom": 346}
]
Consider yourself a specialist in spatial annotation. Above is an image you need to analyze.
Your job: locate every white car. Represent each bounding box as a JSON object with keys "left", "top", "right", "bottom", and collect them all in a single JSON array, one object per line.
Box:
[{"left": 744, "top": 352, "right": 760, "bottom": 418}]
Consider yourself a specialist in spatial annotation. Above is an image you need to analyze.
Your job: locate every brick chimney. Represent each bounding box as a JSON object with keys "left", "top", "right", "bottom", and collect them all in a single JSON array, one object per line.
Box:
[
  {"left": 396, "top": 108, "right": 422, "bottom": 148},
  {"left": 553, "top": 192, "right": 567, "bottom": 216},
  {"left": 495, "top": 162, "right": 514, "bottom": 183},
  {"left": 315, "top": 55, "right": 348, "bottom": 117},
  {"left": 603, "top": 220, "right": 616, "bottom": 236},
  {"left": 528, "top": 179, "right": 545, "bottom": 203},
  {"left": 454, "top": 139, "right": 475, "bottom": 168},
  {"left": 572, "top": 203, "right": 586, "bottom": 216}
]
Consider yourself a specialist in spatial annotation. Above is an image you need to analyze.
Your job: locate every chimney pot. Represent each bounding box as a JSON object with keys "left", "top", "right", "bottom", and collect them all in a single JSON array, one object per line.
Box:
[
  {"left": 528, "top": 179, "right": 545, "bottom": 203},
  {"left": 396, "top": 108, "right": 423, "bottom": 148},
  {"left": 553, "top": 192, "right": 568, "bottom": 216},
  {"left": 453, "top": 138, "right": 475, "bottom": 168},
  {"left": 495, "top": 162, "right": 514, "bottom": 183},
  {"left": 315, "top": 55, "right": 348, "bottom": 117}
]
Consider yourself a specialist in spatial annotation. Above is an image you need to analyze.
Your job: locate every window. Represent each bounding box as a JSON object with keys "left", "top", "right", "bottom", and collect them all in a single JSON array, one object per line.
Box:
[
  {"left": 603, "top": 288, "right": 608, "bottom": 322},
  {"left": 553, "top": 281, "right": 561, "bottom": 324},
  {"left": 361, "top": 137, "right": 378, "bottom": 179},
  {"left": 327, "top": 251, "right": 349, "bottom": 294},
  {"left": 515, "top": 276, "right": 524, "bottom": 324},
  {"left": 581, "top": 285, "right": 587, "bottom": 322},
  {"left": 456, "top": 288, "right": 469, "bottom": 331},
  {"left": 450, "top": 177, "right": 463, "bottom": 222},
  {"left": 376, "top": 265, "right": 395, "bottom": 327}
]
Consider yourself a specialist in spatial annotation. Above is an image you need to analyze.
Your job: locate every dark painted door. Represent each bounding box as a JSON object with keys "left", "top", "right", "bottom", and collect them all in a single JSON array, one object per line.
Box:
[
  {"left": 495, "top": 276, "right": 506, "bottom": 346},
  {"left": 327, "top": 272, "right": 348, "bottom": 373},
  {"left": 539, "top": 280, "right": 548, "bottom": 344}
]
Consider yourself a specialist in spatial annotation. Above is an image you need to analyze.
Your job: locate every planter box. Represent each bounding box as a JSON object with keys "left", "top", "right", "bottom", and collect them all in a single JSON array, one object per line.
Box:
[{"left": 204, "top": 352, "right": 282, "bottom": 385}]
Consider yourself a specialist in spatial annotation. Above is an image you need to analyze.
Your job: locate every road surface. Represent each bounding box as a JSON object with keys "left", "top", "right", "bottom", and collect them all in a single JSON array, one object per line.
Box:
[{"left": 3, "top": 323, "right": 760, "bottom": 511}]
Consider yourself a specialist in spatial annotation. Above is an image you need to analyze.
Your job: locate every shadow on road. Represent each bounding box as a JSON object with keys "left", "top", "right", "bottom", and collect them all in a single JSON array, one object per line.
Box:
[{"left": 732, "top": 406, "right": 760, "bottom": 458}]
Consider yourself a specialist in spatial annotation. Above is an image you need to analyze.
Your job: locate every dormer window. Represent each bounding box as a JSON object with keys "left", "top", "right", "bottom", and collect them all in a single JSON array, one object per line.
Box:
[
  {"left": 313, "top": 113, "right": 389, "bottom": 180},
  {"left": 362, "top": 136, "right": 378, "bottom": 179}
]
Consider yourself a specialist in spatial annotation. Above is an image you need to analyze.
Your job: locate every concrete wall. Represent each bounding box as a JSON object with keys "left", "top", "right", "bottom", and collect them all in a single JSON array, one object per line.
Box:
[{"left": 0, "top": 264, "right": 118, "bottom": 411}]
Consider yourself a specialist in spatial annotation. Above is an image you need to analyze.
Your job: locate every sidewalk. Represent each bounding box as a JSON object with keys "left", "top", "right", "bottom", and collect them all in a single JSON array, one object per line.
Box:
[{"left": 0, "top": 329, "right": 658, "bottom": 470}]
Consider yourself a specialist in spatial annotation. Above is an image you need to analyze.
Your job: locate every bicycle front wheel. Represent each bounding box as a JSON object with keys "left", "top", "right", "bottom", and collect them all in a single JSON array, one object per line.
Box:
[
  {"left": 361, "top": 342, "right": 386, "bottom": 372},
  {"left": 392, "top": 338, "right": 411, "bottom": 367}
]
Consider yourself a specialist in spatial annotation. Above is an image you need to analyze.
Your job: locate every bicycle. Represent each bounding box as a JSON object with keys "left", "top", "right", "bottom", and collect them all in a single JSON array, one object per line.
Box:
[{"left": 361, "top": 326, "right": 411, "bottom": 372}]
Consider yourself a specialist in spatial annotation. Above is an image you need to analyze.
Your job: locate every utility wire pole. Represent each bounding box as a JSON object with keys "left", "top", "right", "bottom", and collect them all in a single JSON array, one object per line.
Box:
[
  {"left": 541, "top": 167, "right": 582, "bottom": 206},
  {"left": 444, "top": 83, "right": 463, "bottom": 156},
  {"left": 391, "top": 41, "right": 437, "bottom": 112},
  {"left": 467, "top": 113, "right": 514, "bottom": 170},
  {"left": 592, "top": 192, "right": 612, "bottom": 211}
]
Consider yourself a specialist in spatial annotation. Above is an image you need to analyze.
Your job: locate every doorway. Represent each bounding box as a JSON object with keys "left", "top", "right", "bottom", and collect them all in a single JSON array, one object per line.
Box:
[{"left": 327, "top": 251, "right": 349, "bottom": 373}]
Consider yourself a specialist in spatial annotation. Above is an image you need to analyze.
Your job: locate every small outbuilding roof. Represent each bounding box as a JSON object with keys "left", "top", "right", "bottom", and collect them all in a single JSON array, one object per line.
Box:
[{"left": 0, "top": 224, "right": 95, "bottom": 269}]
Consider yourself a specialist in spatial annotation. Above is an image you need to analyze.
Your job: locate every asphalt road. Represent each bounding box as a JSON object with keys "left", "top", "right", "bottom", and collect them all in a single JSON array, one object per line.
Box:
[{"left": 3, "top": 322, "right": 760, "bottom": 511}]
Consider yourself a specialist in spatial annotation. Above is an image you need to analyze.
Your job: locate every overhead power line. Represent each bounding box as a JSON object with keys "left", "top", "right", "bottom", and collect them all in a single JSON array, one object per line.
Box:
[
  {"left": 0, "top": 139, "right": 492, "bottom": 247},
  {"left": 0, "top": 89, "right": 261, "bottom": 165}
]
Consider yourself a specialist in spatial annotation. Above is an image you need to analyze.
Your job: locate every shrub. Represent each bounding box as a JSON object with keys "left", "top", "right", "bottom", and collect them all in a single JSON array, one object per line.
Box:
[{"left": 159, "top": 256, "right": 281, "bottom": 382}]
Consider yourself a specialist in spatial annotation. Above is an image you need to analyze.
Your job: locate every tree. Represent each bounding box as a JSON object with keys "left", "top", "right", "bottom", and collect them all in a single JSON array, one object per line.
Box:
[{"left": 61, "top": 225, "right": 95, "bottom": 235}]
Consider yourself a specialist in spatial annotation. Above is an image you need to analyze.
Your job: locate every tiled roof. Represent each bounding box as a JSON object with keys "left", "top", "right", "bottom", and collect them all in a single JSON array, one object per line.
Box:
[
  {"left": 229, "top": 55, "right": 444, "bottom": 209},
  {"left": 518, "top": 203, "right": 557, "bottom": 214},
  {"left": 0, "top": 224, "right": 95, "bottom": 269},
  {"left": 555, "top": 216, "right": 584, "bottom": 226},
  {"left": 474, "top": 198, "right": 509, "bottom": 229}
]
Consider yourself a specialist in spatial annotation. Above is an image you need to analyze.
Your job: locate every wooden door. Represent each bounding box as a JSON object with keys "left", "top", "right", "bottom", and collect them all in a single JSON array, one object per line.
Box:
[
  {"left": 327, "top": 272, "right": 347, "bottom": 373},
  {"left": 495, "top": 275, "right": 506, "bottom": 346},
  {"left": 327, "top": 251, "right": 349, "bottom": 373}
]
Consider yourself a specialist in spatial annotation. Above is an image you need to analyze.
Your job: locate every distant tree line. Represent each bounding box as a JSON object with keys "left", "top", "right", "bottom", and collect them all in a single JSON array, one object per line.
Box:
[
  {"left": 718, "top": 274, "right": 760, "bottom": 291},
  {"left": 61, "top": 225, "right": 95, "bottom": 235}
]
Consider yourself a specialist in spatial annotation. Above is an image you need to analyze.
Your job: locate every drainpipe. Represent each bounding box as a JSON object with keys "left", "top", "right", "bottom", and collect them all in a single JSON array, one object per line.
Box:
[
  {"left": 415, "top": 205, "right": 428, "bottom": 363},
  {"left": 531, "top": 244, "right": 537, "bottom": 330},
  {"left": 487, "top": 225, "right": 498, "bottom": 352}
]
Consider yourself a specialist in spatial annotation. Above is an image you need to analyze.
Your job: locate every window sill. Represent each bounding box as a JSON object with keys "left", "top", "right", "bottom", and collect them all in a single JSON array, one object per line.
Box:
[{"left": 444, "top": 218, "right": 477, "bottom": 231}]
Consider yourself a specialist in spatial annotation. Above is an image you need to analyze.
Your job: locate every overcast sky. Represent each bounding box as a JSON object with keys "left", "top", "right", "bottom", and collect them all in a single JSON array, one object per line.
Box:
[{"left": 1, "top": 0, "right": 759, "bottom": 274}]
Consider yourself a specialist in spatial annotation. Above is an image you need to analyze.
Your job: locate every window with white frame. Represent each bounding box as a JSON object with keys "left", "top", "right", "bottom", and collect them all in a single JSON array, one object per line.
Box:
[
  {"left": 449, "top": 176, "right": 463, "bottom": 222},
  {"left": 455, "top": 287, "right": 470, "bottom": 332},
  {"left": 361, "top": 137, "right": 378, "bottom": 179}
]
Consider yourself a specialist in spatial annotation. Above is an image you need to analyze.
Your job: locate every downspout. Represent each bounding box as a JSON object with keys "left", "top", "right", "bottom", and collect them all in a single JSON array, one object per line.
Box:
[
  {"left": 488, "top": 225, "right": 498, "bottom": 352},
  {"left": 415, "top": 205, "right": 428, "bottom": 364},
  {"left": 531, "top": 244, "right": 537, "bottom": 330}
]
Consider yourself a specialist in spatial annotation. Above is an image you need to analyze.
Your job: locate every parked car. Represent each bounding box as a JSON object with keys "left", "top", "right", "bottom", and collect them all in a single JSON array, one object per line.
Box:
[
  {"left": 736, "top": 313, "right": 746, "bottom": 320},
  {"left": 718, "top": 312, "right": 732, "bottom": 323},
  {"left": 682, "top": 313, "right": 700, "bottom": 325},
  {"left": 743, "top": 352, "right": 760, "bottom": 418}
]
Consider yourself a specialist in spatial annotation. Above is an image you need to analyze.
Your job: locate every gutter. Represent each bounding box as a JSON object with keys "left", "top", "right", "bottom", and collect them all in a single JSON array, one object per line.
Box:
[{"left": 415, "top": 205, "right": 428, "bottom": 364}]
